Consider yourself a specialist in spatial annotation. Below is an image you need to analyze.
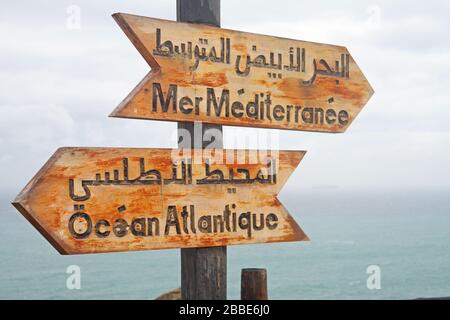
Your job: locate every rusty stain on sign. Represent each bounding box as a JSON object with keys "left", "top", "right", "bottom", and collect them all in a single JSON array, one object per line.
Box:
[
  {"left": 13, "top": 148, "right": 308, "bottom": 254},
  {"left": 111, "top": 13, "right": 374, "bottom": 133}
]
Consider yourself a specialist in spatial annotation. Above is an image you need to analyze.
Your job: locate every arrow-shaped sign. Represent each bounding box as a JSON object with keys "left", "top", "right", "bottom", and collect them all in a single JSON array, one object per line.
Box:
[
  {"left": 111, "top": 13, "right": 373, "bottom": 133},
  {"left": 13, "top": 148, "right": 308, "bottom": 254}
]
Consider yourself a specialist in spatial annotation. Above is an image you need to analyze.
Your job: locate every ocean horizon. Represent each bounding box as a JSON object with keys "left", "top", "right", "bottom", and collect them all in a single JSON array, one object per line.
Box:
[{"left": 1, "top": 187, "right": 449, "bottom": 300}]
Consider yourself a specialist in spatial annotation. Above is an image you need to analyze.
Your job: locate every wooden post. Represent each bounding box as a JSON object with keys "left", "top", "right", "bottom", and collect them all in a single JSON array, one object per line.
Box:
[
  {"left": 177, "top": 0, "right": 227, "bottom": 300},
  {"left": 241, "top": 268, "right": 268, "bottom": 300}
]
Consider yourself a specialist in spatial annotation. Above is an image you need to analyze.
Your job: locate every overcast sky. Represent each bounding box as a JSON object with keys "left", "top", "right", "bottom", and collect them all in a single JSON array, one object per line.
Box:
[{"left": 1, "top": 0, "right": 450, "bottom": 195}]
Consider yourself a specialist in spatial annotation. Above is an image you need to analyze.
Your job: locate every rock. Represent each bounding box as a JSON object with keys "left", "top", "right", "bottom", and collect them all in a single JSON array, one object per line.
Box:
[{"left": 155, "top": 287, "right": 181, "bottom": 300}]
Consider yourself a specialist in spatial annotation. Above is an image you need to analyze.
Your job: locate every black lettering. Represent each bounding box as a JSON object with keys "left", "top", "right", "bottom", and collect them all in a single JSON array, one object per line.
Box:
[
  {"left": 265, "top": 95, "right": 272, "bottom": 120},
  {"left": 194, "top": 97, "right": 203, "bottom": 115},
  {"left": 294, "top": 106, "right": 302, "bottom": 123},
  {"left": 95, "top": 219, "right": 110, "bottom": 238},
  {"left": 189, "top": 205, "right": 196, "bottom": 234},
  {"left": 338, "top": 110, "right": 349, "bottom": 126},
  {"left": 239, "top": 212, "right": 252, "bottom": 238},
  {"left": 130, "top": 218, "right": 146, "bottom": 237},
  {"left": 68, "top": 212, "right": 92, "bottom": 239},
  {"left": 213, "top": 215, "right": 225, "bottom": 233},
  {"left": 246, "top": 95, "right": 259, "bottom": 119},
  {"left": 207, "top": 88, "right": 230, "bottom": 117},
  {"left": 286, "top": 105, "right": 293, "bottom": 122},
  {"left": 198, "top": 215, "right": 212, "bottom": 233},
  {"left": 231, "top": 101, "right": 244, "bottom": 118},
  {"left": 273, "top": 105, "right": 285, "bottom": 121},
  {"left": 252, "top": 214, "right": 265, "bottom": 231},
  {"left": 165, "top": 206, "right": 181, "bottom": 235},
  {"left": 223, "top": 205, "right": 231, "bottom": 232},
  {"left": 152, "top": 83, "right": 177, "bottom": 113},
  {"left": 181, "top": 206, "right": 189, "bottom": 234},
  {"left": 315, "top": 108, "right": 324, "bottom": 125},
  {"left": 302, "top": 107, "right": 314, "bottom": 124},
  {"left": 179, "top": 96, "right": 193, "bottom": 114},
  {"left": 113, "top": 218, "right": 129, "bottom": 237},
  {"left": 147, "top": 217, "right": 160, "bottom": 236},
  {"left": 326, "top": 109, "right": 336, "bottom": 124},
  {"left": 266, "top": 213, "right": 278, "bottom": 230}
]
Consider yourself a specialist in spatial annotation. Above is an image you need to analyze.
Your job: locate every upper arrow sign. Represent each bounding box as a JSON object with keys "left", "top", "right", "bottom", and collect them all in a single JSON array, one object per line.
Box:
[
  {"left": 13, "top": 148, "right": 307, "bottom": 254},
  {"left": 111, "top": 13, "right": 373, "bottom": 133}
]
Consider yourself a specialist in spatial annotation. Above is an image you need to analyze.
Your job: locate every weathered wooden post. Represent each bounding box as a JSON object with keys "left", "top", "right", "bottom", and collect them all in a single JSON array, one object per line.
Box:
[
  {"left": 177, "top": 0, "right": 227, "bottom": 300},
  {"left": 241, "top": 268, "right": 268, "bottom": 300}
]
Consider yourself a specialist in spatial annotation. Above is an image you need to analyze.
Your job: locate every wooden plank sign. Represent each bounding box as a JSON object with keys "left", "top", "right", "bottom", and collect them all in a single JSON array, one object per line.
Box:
[
  {"left": 111, "top": 13, "right": 374, "bottom": 133},
  {"left": 13, "top": 148, "right": 308, "bottom": 254}
]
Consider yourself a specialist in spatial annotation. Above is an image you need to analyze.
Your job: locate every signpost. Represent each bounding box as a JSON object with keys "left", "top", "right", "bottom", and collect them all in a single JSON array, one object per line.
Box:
[
  {"left": 12, "top": 0, "right": 373, "bottom": 301},
  {"left": 176, "top": 0, "right": 227, "bottom": 300},
  {"left": 111, "top": 13, "right": 373, "bottom": 133},
  {"left": 12, "top": 147, "right": 308, "bottom": 255}
]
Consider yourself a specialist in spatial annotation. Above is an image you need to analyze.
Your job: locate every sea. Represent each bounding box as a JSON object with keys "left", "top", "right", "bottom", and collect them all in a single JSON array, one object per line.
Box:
[{"left": 1, "top": 188, "right": 449, "bottom": 300}]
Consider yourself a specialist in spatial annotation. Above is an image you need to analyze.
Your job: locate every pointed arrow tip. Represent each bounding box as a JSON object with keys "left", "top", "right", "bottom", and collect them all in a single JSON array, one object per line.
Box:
[
  {"left": 112, "top": 13, "right": 126, "bottom": 27},
  {"left": 287, "top": 213, "right": 310, "bottom": 242},
  {"left": 109, "top": 103, "right": 128, "bottom": 118},
  {"left": 111, "top": 12, "right": 124, "bottom": 20},
  {"left": 11, "top": 200, "right": 71, "bottom": 255}
]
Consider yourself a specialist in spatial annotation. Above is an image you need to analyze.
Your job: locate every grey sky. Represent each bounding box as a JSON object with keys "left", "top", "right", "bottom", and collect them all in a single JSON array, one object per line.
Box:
[{"left": 1, "top": 0, "right": 449, "bottom": 195}]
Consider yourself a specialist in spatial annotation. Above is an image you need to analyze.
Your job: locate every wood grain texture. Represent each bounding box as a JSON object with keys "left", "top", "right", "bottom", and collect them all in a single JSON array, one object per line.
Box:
[
  {"left": 12, "top": 148, "right": 308, "bottom": 255},
  {"left": 177, "top": 0, "right": 227, "bottom": 301},
  {"left": 241, "top": 268, "right": 268, "bottom": 300},
  {"left": 181, "top": 246, "right": 226, "bottom": 299},
  {"left": 110, "top": 13, "right": 374, "bottom": 133}
]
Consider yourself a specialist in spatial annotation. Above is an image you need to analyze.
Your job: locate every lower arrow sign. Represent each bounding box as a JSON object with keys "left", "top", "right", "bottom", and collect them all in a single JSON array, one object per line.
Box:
[{"left": 12, "top": 148, "right": 308, "bottom": 254}]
